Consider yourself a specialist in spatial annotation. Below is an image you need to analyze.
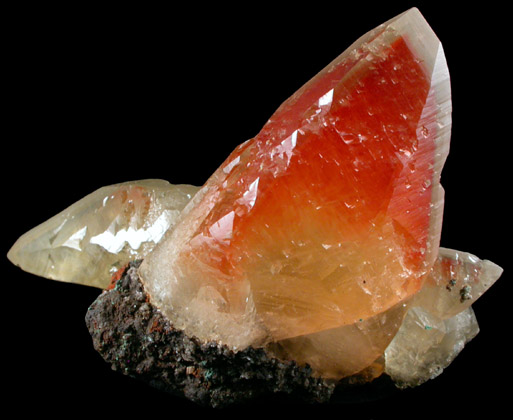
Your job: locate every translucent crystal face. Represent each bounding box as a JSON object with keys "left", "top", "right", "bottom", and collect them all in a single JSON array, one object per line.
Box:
[
  {"left": 7, "top": 180, "right": 199, "bottom": 288},
  {"left": 384, "top": 248, "right": 502, "bottom": 387},
  {"left": 139, "top": 8, "right": 452, "bottom": 354}
]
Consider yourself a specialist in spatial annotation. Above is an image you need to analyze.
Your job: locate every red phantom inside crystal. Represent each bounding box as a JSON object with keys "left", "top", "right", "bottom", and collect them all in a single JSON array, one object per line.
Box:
[{"left": 139, "top": 8, "right": 452, "bottom": 378}]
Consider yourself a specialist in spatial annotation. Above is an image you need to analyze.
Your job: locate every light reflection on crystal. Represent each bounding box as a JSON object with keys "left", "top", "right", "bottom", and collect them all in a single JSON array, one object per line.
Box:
[
  {"left": 90, "top": 211, "right": 176, "bottom": 253},
  {"left": 237, "top": 178, "right": 259, "bottom": 209},
  {"left": 62, "top": 226, "right": 88, "bottom": 251},
  {"left": 223, "top": 155, "right": 241, "bottom": 174},
  {"left": 7, "top": 180, "right": 199, "bottom": 288},
  {"left": 208, "top": 211, "right": 235, "bottom": 244},
  {"left": 318, "top": 89, "right": 334, "bottom": 108}
]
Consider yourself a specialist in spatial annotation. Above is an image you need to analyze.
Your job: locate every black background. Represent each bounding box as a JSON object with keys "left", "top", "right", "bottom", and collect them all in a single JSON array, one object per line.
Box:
[{"left": 3, "top": 1, "right": 509, "bottom": 417}]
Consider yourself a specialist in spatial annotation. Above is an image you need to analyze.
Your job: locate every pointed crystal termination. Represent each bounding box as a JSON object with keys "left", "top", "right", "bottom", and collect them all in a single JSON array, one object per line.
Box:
[
  {"left": 412, "top": 247, "right": 504, "bottom": 319},
  {"left": 384, "top": 248, "right": 503, "bottom": 387},
  {"left": 139, "top": 6, "right": 453, "bottom": 367},
  {"left": 8, "top": 180, "right": 199, "bottom": 289}
]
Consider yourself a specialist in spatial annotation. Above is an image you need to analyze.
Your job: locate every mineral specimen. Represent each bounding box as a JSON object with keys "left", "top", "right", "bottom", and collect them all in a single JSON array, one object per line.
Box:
[
  {"left": 7, "top": 7, "right": 504, "bottom": 406},
  {"left": 139, "top": 6, "right": 452, "bottom": 374},
  {"left": 7, "top": 180, "right": 198, "bottom": 288}
]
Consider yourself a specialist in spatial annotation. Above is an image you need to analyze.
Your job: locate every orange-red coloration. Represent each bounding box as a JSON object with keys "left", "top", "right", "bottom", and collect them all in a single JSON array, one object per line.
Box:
[
  {"left": 139, "top": 11, "right": 450, "bottom": 346},
  {"left": 107, "top": 264, "right": 129, "bottom": 290},
  {"left": 174, "top": 35, "right": 437, "bottom": 339}
]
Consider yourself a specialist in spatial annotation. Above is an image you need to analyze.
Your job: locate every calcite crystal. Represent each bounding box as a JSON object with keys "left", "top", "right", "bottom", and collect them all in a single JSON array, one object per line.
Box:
[
  {"left": 8, "top": 180, "right": 198, "bottom": 288},
  {"left": 385, "top": 248, "right": 502, "bottom": 387},
  {"left": 139, "top": 7, "right": 451, "bottom": 374},
  {"left": 7, "top": 7, "right": 504, "bottom": 405}
]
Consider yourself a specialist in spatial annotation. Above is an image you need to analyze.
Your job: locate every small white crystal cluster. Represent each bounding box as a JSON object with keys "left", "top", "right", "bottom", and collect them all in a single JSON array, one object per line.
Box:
[{"left": 384, "top": 247, "right": 502, "bottom": 387}]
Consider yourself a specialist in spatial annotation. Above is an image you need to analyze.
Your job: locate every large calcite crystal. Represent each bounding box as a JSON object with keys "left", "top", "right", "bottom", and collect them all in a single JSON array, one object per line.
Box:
[
  {"left": 8, "top": 180, "right": 198, "bottom": 288},
  {"left": 139, "top": 7, "right": 452, "bottom": 376}
]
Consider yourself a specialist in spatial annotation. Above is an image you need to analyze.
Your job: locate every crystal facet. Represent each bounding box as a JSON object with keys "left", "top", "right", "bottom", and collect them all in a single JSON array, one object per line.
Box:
[
  {"left": 385, "top": 306, "right": 479, "bottom": 387},
  {"left": 412, "top": 247, "right": 503, "bottom": 319},
  {"left": 139, "top": 7, "right": 452, "bottom": 362},
  {"left": 8, "top": 180, "right": 199, "bottom": 288}
]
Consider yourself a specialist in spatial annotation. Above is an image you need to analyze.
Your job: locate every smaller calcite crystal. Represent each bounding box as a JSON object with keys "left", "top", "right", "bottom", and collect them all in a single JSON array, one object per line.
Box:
[
  {"left": 267, "top": 300, "right": 407, "bottom": 380},
  {"left": 7, "top": 180, "right": 198, "bottom": 288},
  {"left": 384, "top": 248, "right": 503, "bottom": 387},
  {"left": 385, "top": 306, "right": 479, "bottom": 388},
  {"left": 412, "top": 247, "right": 503, "bottom": 319}
]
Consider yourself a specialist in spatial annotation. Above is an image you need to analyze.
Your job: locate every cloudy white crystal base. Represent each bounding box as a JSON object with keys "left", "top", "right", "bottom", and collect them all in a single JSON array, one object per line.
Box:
[{"left": 384, "top": 247, "right": 502, "bottom": 387}]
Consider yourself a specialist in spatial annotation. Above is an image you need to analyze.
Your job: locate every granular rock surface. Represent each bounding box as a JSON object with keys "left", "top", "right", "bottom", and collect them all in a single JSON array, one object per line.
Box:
[{"left": 85, "top": 262, "right": 336, "bottom": 407}]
